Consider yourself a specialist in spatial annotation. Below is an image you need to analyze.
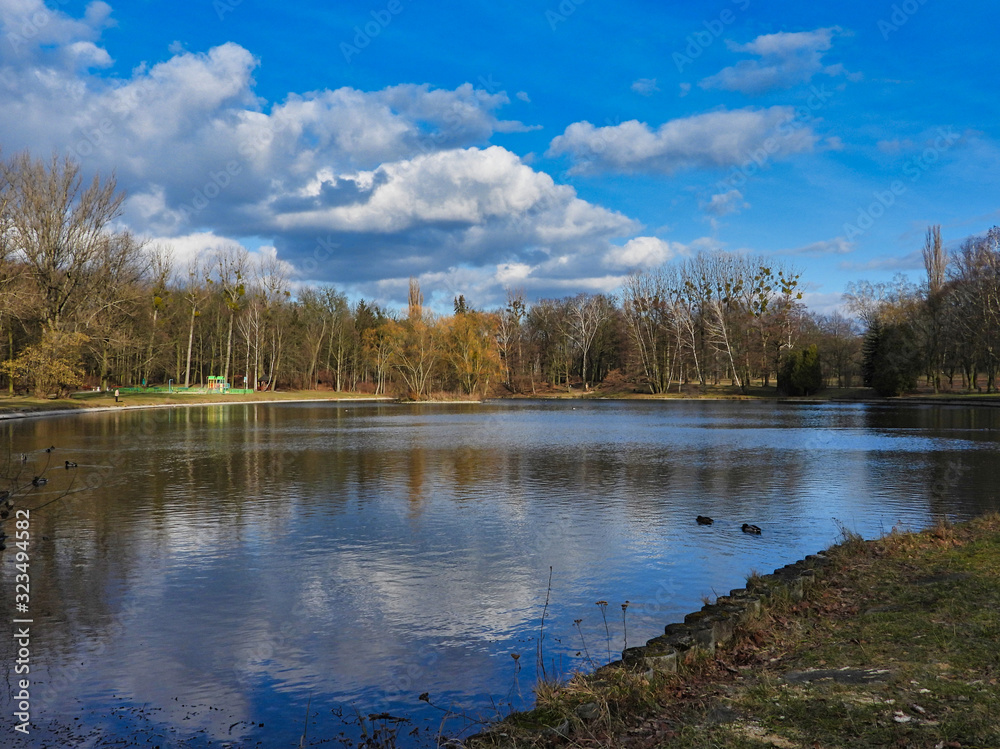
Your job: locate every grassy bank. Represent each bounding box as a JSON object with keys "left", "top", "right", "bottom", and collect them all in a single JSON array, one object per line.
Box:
[
  {"left": 0, "top": 389, "right": 391, "bottom": 416},
  {"left": 481, "top": 514, "right": 1000, "bottom": 748}
]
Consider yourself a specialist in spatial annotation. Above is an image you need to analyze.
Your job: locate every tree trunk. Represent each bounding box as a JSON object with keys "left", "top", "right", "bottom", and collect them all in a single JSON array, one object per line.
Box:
[
  {"left": 223, "top": 311, "right": 234, "bottom": 387},
  {"left": 184, "top": 307, "right": 196, "bottom": 388}
]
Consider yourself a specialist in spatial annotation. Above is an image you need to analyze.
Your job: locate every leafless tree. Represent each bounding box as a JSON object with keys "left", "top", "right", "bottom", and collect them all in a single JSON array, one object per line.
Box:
[
  {"left": 496, "top": 288, "right": 525, "bottom": 391},
  {"left": 407, "top": 277, "right": 423, "bottom": 320},
  {"left": 562, "top": 293, "right": 613, "bottom": 390},
  {"left": 209, "top": 244, "right": 249, "bottom": 388},
  {"left": 180, "top": 257, "right": 207, "bottom": 388},
  {"left": 2, "top": 152, "right": 127, "bottom": 331},
  {"left": 921, "top": 225, "right": 948, "bottom": 391}
]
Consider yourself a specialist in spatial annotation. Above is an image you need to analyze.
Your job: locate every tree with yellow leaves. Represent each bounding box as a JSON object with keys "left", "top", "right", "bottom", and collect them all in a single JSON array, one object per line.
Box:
[
  {"left": 0, "top": 330, "right": 89, "bottom": 398},
  {"left": 445, "top": 310, "right": 502, "bottom": 397}
]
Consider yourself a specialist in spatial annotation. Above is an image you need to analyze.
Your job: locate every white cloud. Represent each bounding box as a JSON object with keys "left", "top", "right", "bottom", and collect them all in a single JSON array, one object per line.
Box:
[
  {"left": 496, "top": 262, "right": 533, "bottom": 284},
  {"left": 779, "top": 236, "right": 854, "bottom": 256},
  {"left": 700, "top": 189, "right": 749, "bottom": 216},
  {"left": 0, "top": 3, "right": 651, "bottom": 309},
  {"left": 603, "top": 236, "right": 687, "bottom": 269},
  {"left": 0, "top": 0, "right": 114, "bottom": 60},
  {"left": 799, "top": 291, "right": 847, "bottom": 315},
  {"left": 547, "top": 107, "right": 817, "bottom": 175},
  {"left": 267, "top": 146, "right": 633, "bottom": 240},
  {"left": 839, "top": 250, "right": 923, "bottom": 272},
  {"left": 631, "top": 77, "right": 660, "bottom": 96},
  {"left": 149, "top": 231, "right": 289, "bottom": 273},
  {"left": 65, "top": 40, "right": 112, "bottom": 68},
  {"left": 700, "top": 27, "right": 849, "bottom": 95}
]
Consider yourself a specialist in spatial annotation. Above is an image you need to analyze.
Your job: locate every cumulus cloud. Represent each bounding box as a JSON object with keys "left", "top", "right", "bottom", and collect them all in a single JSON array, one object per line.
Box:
[
  {"left": 602, "top": 236, "right": 687, "bottom": 269},
  {"left": 547, "top": 107, "right": 817, "bottom": 175},
  {"left": 249, "top": 146, "right": 638, "bottom": 297},
  {"left": 700, "top": 189, "right": 749, "bottom": 217},
  {"left": 145, "top": 232, "right": 291, "bottom": 274},
  {"left": 0, "top": 2, "right": 661, "bottom": 308},
  {"left": 700, "top": 27, "right": 851, "bottom": 95},
  {"left": 266, "top": 146, "right": 634, "bottom": 239},
  {"left": 0, "top": 0, "right": 114, "bottom": 61}
]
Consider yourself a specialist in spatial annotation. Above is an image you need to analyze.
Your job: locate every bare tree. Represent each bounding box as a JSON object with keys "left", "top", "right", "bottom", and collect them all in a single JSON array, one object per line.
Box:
[
  {"left": 921, "top": 225, "right": 948, "bottom": 391},
  {"left": 496, "top": 288, "right": 525, "bottom": 391},
  {"left": 297, "top": 287, "right": 329, "bottom": 391},
  {"left": 949, "top": 228, "right": 1000, "bottom": 391},
  {"left": 562, "top": 293, "right": 612, "bottom": 390},
  {"left": 407, "top": 276, "right": 423, "bottom": 320},
  {"left": 2, "top": 152, "right": 127, "bottom": 331},
  {"left": 257, "top": 252, "right": 290, "bottom": 391},
  {"left": 209, "top": 245, "right": 249, "bottom": 387},
  {"left": 82, "top": 231, "right": 149, "bottom": 388},
  {"left": 923, "top": 225, "right": 946, "bottom": 295},
  {"left": 141, "top": 244, "right": 173, "bottom": 386},
  {"left": 180, "top": 257, "right": 207, "bottom": 388},
  {"left": 621, "top": 270, "right": 672, "bottom": 393}
]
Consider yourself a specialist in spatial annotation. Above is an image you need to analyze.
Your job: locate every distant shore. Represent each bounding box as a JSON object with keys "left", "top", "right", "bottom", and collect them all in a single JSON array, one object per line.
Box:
[
  {"left": 0, "top": 390, "right": 395, "bottom": 422},
  {"left": 2, "top": 387, "right": 1000, "bottom": 423}
]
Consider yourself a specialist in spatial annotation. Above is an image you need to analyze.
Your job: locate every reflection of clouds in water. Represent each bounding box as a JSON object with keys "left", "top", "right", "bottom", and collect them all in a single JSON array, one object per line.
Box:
[
  {"left": 34, "top": 582, "right": 258, "bottom": 745},
  {"left": 9, "top": 400, "right": 1000, "bottom": 746}
]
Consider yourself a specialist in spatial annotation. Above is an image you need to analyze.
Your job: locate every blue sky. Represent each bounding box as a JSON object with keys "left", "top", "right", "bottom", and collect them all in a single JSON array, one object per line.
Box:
[{"left": 1, "top": 1, "right": 998, "bottom": 313}]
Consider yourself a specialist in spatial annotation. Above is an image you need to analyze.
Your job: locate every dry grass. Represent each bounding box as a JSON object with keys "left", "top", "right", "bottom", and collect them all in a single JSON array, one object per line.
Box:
[{"left": 475, "top": 513, "right": 1000, "bottom": 748}]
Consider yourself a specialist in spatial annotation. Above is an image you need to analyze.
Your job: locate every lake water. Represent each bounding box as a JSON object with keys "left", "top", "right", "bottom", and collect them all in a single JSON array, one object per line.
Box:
[{"left": 1, "top": 399, "right": 999, "bottom": 747}]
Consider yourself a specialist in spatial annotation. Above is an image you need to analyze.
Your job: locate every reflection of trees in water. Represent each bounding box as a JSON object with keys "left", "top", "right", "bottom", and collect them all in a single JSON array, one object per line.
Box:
[
  {"left": 863, "top": 403, "right": 1000, "bottom": 433},
  {"left": 860, "top": 404, "right": 1000, "bottom": 518},
  {"left": 5, "top": 402, "right": 1000, "bottom": 725}
]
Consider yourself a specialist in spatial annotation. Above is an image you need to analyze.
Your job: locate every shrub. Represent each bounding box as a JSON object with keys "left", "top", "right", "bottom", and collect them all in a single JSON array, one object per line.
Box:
[{"left": 0, "top": 330, "right": 89, "bottom": 398}]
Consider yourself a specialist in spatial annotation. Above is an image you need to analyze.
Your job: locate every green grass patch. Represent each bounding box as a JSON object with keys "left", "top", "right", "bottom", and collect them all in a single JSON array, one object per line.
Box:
[{"left": 0, "top": 389, "right": 390, "bottom": 414}]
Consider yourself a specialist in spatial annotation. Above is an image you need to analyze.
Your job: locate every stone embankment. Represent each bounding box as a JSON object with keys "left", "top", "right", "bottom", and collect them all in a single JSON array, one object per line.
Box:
[{"left": 616, "top": 553, "right": 829, "bottom": 678}]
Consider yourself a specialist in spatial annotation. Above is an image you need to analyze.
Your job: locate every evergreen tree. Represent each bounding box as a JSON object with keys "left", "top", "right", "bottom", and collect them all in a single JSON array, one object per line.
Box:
[
  {"left": 862, "top": 321, "right": 921, "bottom": 396},
  {"left": 777, "top": 344, "right": 823, "bottom": 396}
]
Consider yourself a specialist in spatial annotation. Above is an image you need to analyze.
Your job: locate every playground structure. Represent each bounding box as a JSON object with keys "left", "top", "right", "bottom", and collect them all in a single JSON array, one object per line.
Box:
[{"left": 118, "top": 376, "right": 254, "bottom": 395}]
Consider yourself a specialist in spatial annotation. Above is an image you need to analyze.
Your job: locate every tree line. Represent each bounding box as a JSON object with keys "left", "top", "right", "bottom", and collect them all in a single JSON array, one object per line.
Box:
[
  {"left": 847, "top": 225, "right": 1000, "bottom": 396},
  {"left": 0, "top": 152, "right": 996, "bottom": 399}
]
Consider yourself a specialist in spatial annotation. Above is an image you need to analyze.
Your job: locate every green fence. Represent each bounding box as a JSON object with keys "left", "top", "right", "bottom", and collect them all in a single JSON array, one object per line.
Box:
[{"left": 117, "top": 387, "right": 256, "bottom": 395}]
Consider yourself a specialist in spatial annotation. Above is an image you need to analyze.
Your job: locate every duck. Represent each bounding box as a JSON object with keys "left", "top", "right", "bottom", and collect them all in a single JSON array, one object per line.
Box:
[
  {"left": 45, "top": 446, "right": 56, "bottom": 453},
  {"left": 696, "top": 516, "right": 714, "bottom": 525},
  {"left": 32, "top": 476, "right": 47, "bottom": 486},
  {"left": 65, "top": 461, "right": 78, "bottom": 469},
  {"left": 741, "top": 523, "right": 762, "bottom": 535}
]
